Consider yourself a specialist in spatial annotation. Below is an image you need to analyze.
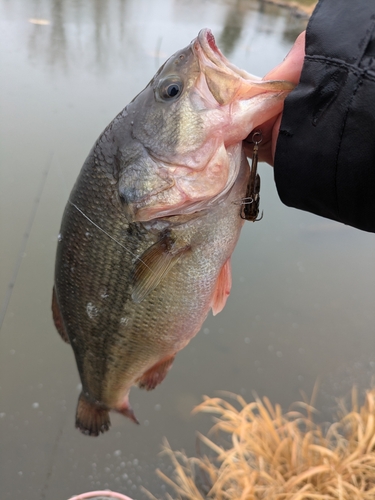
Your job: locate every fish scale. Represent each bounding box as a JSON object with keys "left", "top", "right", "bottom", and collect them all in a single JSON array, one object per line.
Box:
[
  {"left": 54, "top": 155, "right": 247, "bottom": 433},
  {"left": 53, "top": 28, "right": 293, "bottom": 435}
]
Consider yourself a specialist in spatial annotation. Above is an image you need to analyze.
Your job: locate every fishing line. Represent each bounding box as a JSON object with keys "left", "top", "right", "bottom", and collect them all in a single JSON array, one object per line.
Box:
[
  {"left": 69, "top": 201, "right": 155, "bottom": 274},
  {"left": 0, "top": 153, "right": 53, "bottom": 332}
]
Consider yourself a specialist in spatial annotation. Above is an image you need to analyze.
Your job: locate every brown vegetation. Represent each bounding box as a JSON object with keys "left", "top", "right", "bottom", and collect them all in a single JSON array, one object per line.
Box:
[{"left": 154, "top": 388, "right": 375, "bottom": 499}]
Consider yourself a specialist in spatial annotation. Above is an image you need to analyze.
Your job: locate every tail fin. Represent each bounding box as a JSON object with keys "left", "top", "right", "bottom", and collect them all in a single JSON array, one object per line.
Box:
[{"left": 75, "top": 392, "right": 110, "bottom": 436}]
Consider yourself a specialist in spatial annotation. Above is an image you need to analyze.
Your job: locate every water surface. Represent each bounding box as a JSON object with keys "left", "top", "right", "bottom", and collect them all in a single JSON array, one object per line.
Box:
[{"left": 1, "top": 1, "right": 374, "bottom": 499}]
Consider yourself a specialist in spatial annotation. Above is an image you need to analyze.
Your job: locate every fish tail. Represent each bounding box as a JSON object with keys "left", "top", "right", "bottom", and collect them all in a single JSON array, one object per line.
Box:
[{"left": 75, "top": 392, "right": 111, "bottom": 436}]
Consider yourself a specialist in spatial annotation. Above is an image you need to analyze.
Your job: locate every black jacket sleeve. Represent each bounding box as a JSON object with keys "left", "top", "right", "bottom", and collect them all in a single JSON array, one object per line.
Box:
[{"left": 274, "top": 0, "right": 375, "bottom": 232}]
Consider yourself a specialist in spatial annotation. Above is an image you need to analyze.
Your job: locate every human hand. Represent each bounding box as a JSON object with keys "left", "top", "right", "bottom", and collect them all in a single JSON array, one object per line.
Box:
[{"left": 244, "top": 31, "right": 306, "bottom": 165}]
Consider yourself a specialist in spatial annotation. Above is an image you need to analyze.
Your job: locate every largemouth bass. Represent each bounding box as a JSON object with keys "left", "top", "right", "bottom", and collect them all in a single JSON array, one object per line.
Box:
[{"left": 53, "top": 29, "right": 293, "bottom": 436}]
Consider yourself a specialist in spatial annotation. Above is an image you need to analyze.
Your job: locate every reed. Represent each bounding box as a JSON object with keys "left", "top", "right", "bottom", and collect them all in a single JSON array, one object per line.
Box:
[{"left": 155, "top": 388, "right": 375, "bottom": 499}]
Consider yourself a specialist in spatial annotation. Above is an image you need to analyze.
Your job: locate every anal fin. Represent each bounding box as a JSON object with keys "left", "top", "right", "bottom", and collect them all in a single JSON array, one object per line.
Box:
[
  {"left": 117, "top": 404, "right": 140, "bottom": 425},
  {"left": 52, "top": 286, "right": 70, "bottom": 344},
  {"left": 75, "top": 392, "right": 110, "bottom": 436},
  {"left": 211, "top": 258, "right": 232, "bottom": 316},
  {"left": 137, "top": 355, "right": 176, "bottom": 391}
]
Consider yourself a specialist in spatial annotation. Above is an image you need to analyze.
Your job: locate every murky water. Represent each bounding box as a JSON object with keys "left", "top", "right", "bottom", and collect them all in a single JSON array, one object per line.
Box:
[{"left": 1, "top": 0, "right": 374, "bottom": 498}]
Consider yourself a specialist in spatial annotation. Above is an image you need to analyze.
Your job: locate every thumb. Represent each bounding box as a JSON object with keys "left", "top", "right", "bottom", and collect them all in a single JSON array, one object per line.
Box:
[
  {"left": 265, "top": 31, "right": 306, "bottom": 85},
  {"left": 268, "top": 32, "right": 306, "bottom": 162}
]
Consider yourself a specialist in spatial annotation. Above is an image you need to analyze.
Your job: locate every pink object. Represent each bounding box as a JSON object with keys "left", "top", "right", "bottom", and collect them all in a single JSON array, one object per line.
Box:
[{"left": 68, "top": 490, "right": 133, "bottom": 500}]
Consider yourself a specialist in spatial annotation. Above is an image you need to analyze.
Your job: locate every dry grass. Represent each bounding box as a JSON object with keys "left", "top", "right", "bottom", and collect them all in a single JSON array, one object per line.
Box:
[{"left": 154, "top": 388, "right": 375, "bottom": 499}]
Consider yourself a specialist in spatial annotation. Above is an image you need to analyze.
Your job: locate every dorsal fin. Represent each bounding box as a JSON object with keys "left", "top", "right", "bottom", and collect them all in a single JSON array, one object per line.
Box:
[
  {"left": 211, "top": 258, "right": 232, "bottom": 316},
  {"left": 132, "top": 234, "right": 190, "bottom": 303},
  {"left": 52, "top": 286, "right": 70, "bottom": 344}
]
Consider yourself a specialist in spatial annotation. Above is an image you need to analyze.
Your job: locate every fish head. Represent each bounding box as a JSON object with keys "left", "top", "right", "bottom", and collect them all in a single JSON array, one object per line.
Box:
[{"left": 119, "top": 29, "right": 294, "bottom": 222}]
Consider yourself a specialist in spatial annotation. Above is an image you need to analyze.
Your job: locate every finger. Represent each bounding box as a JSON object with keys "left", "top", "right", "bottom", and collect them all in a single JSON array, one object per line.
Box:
[
  {"left": 243, "top": 32, "right": 306, "bottom": 166},
  {"left": 243, "top": 116, "right": 274, "bottom": 162},
  {"left": 243, "top": 138, "right": 274, "bottom": 165},
  {"left": 271, "top": 114, "right": 282, "bottom": 166},
  {"left": 264, "top": 31, "right": 306, "bottom": 84}
]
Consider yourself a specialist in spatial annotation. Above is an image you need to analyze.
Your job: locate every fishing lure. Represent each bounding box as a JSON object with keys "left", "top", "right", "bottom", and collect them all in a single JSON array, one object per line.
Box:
[{"left": 241, "top": 130, "right": 263, "bottom": 222}]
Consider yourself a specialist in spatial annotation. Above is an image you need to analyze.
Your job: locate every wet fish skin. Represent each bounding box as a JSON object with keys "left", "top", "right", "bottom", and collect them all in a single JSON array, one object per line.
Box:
[
  {"left": 54, "top": 151, "right": 248, "bottom": 435},
  {"left": 53, "top": 29, "right": 293, "bottom": 436}
]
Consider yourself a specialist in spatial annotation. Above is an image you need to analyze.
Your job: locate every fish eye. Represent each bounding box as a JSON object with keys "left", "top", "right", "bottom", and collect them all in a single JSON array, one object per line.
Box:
[
  {"left": 158, "top": 78, "right": 183, "bottom": 101},
  {"left": 166, "top": 84, "right": 181, "bottom": 98}
]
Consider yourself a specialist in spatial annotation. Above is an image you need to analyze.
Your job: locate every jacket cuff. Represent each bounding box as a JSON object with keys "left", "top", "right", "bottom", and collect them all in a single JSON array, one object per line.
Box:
[{"left": 274, "top": 0, "right": 375, "bottom": 232}]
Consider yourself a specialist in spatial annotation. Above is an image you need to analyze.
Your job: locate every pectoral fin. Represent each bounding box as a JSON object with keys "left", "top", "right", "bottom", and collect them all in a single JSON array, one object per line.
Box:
[
  {"left": 132, "top": 234, "right": 190, "bottom": 303},
  {"left": 211, "top": 258, "right": 232, "bottom": 316}
]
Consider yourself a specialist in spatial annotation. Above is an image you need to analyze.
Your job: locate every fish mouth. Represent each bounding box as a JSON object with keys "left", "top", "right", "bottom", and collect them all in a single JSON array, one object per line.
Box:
[
  {"left": 194, "top": 29, "right": 294, "bottom": 106},
  {"left": 196, "top": 28, "right": 261, "bottom": 81}
]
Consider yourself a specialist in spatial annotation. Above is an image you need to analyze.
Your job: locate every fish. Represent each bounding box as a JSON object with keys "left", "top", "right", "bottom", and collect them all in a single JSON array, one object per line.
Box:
[{"left": 52, "top": 29, "right": 293, "bottom": 436}]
